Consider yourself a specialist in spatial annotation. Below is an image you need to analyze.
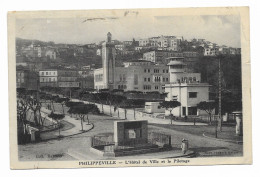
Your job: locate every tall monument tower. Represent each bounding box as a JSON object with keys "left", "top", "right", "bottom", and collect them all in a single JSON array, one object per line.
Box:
[{"left": 102, "top": 32, "right": 116, "bottom": 90}]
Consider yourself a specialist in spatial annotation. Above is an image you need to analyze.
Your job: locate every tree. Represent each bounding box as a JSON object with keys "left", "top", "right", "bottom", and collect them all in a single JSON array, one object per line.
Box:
[
  {"left": 56, "top": 97, "right": 70, "bottom": 114},
  {"left": 93, "top": 92, "right": 107, "bottom": 113},
  {"left": 65, "top": 101, "right": 84, "bottom": 117},
  {"left": 124, "top": 99, "right": 141, "bottom": 120},
  {"left": 94, "top": 91, "right": 113, "bottom": 116},
  {"left": 28, "top": 98, "right": 42, "bottom": 127},
  {"left": 65, "top": 101, "right": 84, "bottom": 108},
  {"left": 17, "top": 98, "right": 31, "bottom": 134},
  {"left": 48, "top": 112, "right": 65, "bottom": 137},
  {"left": 197, "top": 101, "right": 216, "bottom": 124},
  {"left": 160, "top": 101, "right": 181, "bottom": 124},
  {"left": 68, "top": 104, "right": 99, "bottom": 131},
  {"left": 111, "top": 95, "right": 127, "bottom": 118}
]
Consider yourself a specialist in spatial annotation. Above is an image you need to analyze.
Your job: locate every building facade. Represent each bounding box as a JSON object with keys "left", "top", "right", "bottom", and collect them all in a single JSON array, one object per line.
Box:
[
  {"left": 16, "top": 66, "right": 38, "bottom": 90},
  {"left": 138, "top": 38, "right": 150, "bottom": 46},
  {"left": 143, "top": 51, "right": 183, "bottom": 64},
  {"left": 39, "top": 69, "right": 58, "bottom": 87},
  {"left": 164, "top": 57, "right": 211, "bottom": 117},
  {"left": 57, "top": 69, "right": 80, "bottom": 88},
  {"left": 45, "top": 48, "right": 56, "bottom": 59},
  {"left": 39, "top": 69, "right": 80, "bottom": 88},
  {"left": 94, "top": 33, "right": 171, "bottom": 93},
  {"left": 77, "top": 76, "right": 94, "bottom": 89}
]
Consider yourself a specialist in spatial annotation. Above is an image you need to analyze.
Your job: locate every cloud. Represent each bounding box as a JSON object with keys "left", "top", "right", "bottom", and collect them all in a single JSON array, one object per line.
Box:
[{"left": 16, "top": 15, "right": 240, "bottom": 47}]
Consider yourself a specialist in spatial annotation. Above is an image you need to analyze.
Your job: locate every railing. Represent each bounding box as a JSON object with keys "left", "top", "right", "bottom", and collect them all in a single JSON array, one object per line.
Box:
[
  {"left": 91, "top": 131, "right": 172, "bottom": 151},
  {"left": 91, "top": 135, "right": 114, "bottom": 147},
  {"left": 148, "top": 132, "right": 171, "bottom": 146}
]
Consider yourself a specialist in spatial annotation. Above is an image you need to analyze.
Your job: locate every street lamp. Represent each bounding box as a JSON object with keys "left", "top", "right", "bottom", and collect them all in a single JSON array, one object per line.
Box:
[
  {"left": 218, "top": 56, "right": 222, "bottom": 132},
  {"left": 215, "top": 56, "right": 223, "bottom": 138}
]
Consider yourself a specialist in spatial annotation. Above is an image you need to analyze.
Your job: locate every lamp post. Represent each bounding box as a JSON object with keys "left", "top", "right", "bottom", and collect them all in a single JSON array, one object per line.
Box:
[{"left": 218, "top": 56, "right": 222, "bottom": 132}]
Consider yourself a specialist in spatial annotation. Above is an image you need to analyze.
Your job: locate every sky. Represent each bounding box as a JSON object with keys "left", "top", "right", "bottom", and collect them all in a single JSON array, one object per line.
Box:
[{"left": 16, "top": 14, "right": 241, "bottom": 48}]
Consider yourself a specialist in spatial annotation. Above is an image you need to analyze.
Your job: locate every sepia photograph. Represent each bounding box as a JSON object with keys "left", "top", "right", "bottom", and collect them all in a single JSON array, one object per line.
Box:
[{"left": 8, "top": 7, "right": 251, "bottom": 169}]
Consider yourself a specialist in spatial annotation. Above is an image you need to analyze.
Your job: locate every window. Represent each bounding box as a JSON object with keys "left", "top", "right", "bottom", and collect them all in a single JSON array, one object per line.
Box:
[
  {"left": 163, "top": 69, "right": 165, "bottom": 73},
  {"left": 41, "top": 72, "right": 44, "bottom": 76},
  {"left": 155, "top": 86, "right": 159, "bottom": 90},
  {"left": 46, "top": 72, "right": 48, "bottom": 75},
  {"left": 166, "top": 78, "right": 169, "bottom": 82},
  {"left": 148, "top": 78, "right": 150, "bottom": 82},
  {"left": 163, "top": 78, "right": 165, "bottom": 82},
  {"left": 154, "top": 69, "right": 159, "bottom": 73},
  {"left": 155, "top": 76, "right": 161, "bottom": 82},
  {"left": 143, "top": 85, "right": 151, "bottom": 90},
  {"left": 134, "top": 74, "right": 138, "bottom": 85},
  {"left": 193, "top": 77, "right": 196, "bottom": 81},
  {"left": 144, "top": 69, "right": 146, "bottom": 73},
  {"left": 188, "top": 107, "right": 197, "bottom": 115},
  {"left": 189, "top": 92, "right": 197, "bottom": 98},
  {"left": 144, "top": 78, "right": 147, "bottom": 82},
  {"left": 166, "top": 70, "right": 168, "bottom": 73}
]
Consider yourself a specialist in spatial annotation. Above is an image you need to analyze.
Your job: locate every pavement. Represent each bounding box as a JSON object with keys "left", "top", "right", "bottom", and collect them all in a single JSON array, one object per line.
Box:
[
  {"left": 18, "top": 100, "right": 242, "bottom": 161},
  {"left": 67, "top": 142, "right": 195, "bottom": 160},
  {"left": 70, "top": 99, "right": 207, "bottom": 126},
  {"left": 40, "top": 106, "right": 94, "bottom": 139}
]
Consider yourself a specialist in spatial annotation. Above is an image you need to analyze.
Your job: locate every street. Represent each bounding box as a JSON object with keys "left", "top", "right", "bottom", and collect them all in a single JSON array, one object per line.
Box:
[{"left": 18, "top": 101, "right": 242, "bottom": 161}]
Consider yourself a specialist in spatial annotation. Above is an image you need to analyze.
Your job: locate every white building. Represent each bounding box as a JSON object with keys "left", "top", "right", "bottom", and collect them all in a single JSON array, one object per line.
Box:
[
  {"left": 145, "top": 102, "right": 165, "bottom": 113},
  {"left": 115, "top": 44, "right": 125, "bottom": 51},
  {"left": 138, "top": 38, "right": 150, "bottom": 46},
  {"left": 204, "top": 48, "right": 219, "bottom": 56},
  {"left": 94, "top": 33, "right": 170, "bottom": 93},
  {"left": 164, "top": 57, "right": 211, "bottom": 117},
  {"left": 96, "top": 49, "right": 102, "bottom": 56},
  {"left": 168, "top": 38, "right": 179, "bottom": 51},
  {"left": 39, "top": 69, "right": 58, "bottom": 87},
  {"left": 45, "top": 48, "right": 56, "bottom": 59}
]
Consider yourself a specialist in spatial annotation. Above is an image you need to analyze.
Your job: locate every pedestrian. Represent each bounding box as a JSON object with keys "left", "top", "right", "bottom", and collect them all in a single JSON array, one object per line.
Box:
[
  {"left": 124, "top": 109, "right": 127, "bottom": 119},
  {"left": 181, "top": 138, "right": 189, "bottom": 154}
]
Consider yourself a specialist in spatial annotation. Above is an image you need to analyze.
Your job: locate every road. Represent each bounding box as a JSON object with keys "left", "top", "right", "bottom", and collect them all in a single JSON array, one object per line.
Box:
[
  {"left": 70, "top": 99, "right": 207, "bottom": 125},
  {"left": 18, "top": 101, "right": 242, "bottom": 161}
]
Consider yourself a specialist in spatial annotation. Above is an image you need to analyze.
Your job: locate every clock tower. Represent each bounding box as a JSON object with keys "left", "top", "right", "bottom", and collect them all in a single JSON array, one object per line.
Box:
[{"left": 102, "top": 32, "right": 116, "bottom": 90}]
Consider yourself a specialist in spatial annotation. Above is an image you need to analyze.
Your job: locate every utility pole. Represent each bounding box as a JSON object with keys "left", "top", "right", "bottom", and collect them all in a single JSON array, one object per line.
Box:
[
  {"left": 215, "top": 115, "right": 218, "bottom": 138},
  {"left": 218, "top": 57, "right": 222, "bottom": 132},
  {"left": 37, "top": 72, "right": 40, "bottom": 102}
]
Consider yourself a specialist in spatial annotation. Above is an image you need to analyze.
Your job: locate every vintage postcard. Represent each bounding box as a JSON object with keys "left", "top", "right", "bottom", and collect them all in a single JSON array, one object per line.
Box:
[{"left": 8, "top": 7, "right": 251, "bottom": 169}]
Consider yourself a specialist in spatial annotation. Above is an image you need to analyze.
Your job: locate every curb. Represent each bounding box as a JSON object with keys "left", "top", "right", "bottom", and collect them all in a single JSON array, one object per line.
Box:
[
  {"left": 202, "top": 133, "right": 243, "bottom": 144},
  {"left": 162, "top": 150, "right": 196, "bottom": 159},
  {"left": 40, "top": 123, "right": 94, "bottom": 142}
]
